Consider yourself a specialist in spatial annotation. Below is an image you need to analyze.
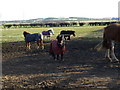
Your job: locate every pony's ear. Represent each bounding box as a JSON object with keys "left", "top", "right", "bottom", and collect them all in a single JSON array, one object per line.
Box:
[
  {"left": 23, "top": 31, "right": 25, "bottom": 34},
  {"left": 23, "top": 31, "right": 26, "bottom": 37},
  {"left": 23, "top": 31, "right": 30, "bottom": 37},
  {"left": 23, "top": 31, "right": 27, "bottom": 33},
  {"left": 23, "top": 31, "right": 30, "bottom": 34}
]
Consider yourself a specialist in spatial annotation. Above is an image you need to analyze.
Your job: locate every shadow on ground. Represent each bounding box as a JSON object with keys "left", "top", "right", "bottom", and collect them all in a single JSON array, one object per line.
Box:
[{"left": 2, "top": 37, "right": 120, "bottom": 89}]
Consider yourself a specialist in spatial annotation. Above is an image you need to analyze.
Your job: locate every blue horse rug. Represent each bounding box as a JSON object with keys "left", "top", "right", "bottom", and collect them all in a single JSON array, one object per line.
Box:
[
  {"left": 25, "top": 33, "right": 43, "bottom": 42},
  {"left": 42, "top": 31, "right": 50, "bottom": 36}
]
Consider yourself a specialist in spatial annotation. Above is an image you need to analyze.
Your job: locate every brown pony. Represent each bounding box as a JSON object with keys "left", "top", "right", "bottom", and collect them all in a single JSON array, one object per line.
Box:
[
  {"left": 95, "top": 23, "right": 120, "bottom": 62},
  {"left": 23, "top": 31, "right": 44, "bottom": 50}
]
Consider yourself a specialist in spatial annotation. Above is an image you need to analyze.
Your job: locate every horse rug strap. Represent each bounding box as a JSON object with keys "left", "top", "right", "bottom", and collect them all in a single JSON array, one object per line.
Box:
[{"left": 25, "top": 33, "right": 43, "bottom": 42}]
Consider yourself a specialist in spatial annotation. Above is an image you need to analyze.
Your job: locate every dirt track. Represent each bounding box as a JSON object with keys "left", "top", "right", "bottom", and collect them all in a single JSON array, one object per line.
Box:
[{"left": 2, "top": 38, "right": 120, "bottom": 89}]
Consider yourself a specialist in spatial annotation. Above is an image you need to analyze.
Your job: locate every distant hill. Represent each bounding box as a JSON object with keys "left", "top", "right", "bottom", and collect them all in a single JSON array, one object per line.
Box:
[{"left": 0, "top": 17, "right": 119, "bottom": 23}]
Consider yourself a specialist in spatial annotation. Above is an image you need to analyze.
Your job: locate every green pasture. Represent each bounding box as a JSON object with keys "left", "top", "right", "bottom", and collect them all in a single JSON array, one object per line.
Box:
[{"left": 1, "top": 26, "right": 105, "bottom": 43}]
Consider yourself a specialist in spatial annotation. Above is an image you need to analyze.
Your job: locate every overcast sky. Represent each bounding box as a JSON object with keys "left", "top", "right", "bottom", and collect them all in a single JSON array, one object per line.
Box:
[{"left": 0, "top": 0, "right": 120, "bottom": 21}]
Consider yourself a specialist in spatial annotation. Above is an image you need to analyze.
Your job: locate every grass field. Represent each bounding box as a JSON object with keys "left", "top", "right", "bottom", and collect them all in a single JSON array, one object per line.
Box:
[{"left": 1, "top": 26, "right": 105, "bottom": 43}]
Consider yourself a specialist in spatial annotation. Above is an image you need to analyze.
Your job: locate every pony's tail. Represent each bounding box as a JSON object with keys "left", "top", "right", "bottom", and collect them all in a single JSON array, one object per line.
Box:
[
  {"left": 94, "top": 29, "right": 108, "bottom": 51},
  {"left": 102, "top": 28, "right": 111, "bottom": 49},
  {"left": 94, "top": 41, "right": 104, "bottom": 51},
  {"left": 94, "top": 40, "right": 110, "bottom": 51}
]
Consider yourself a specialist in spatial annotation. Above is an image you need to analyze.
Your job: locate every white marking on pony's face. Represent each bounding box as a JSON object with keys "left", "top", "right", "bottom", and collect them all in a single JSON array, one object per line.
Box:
[
  {"left": 48, "top": 28, "right": 54, "bottom": 35},
  {"left": 111, "top": 41, "right": 114, "bottom": 46},
  {"left": 62, "top": 35, "right": 65, "bottom": 41}
]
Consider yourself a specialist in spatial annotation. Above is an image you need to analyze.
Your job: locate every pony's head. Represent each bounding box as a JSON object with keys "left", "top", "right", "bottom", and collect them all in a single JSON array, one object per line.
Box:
[
  {"left": 23, "top": 31, "right": 30, "bottom": 37},
  {"left": 48, "top": 28, "right": 54, "bottom": 35},
  {"left": 72, "top": 31, "right": 76, "bottom": 36},
  {"left": 56, "top": 34, "right": 65, "bottom": 48}
]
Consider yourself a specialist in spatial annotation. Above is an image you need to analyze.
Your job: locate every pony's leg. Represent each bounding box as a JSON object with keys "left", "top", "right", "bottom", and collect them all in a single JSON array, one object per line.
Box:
[
  {"left": 110, "top": 41, "right": 119, "bottom": 61},
  {"left": 67, "top": 36, "right": 70, "bottom": 40},
  {"left": 43, "top": 36, "right": 45, "bottom": 40},
  {"left": 36, "top": 40, "right": 40, "bottom": 49},
  {"left": 50, "top": 53, "right": 56, "bottom": 60},
  {"left": 40, "top": 40, "right": 44, "bottom": 49},
  {"left": 57, "top": 55, "right": 59, "bottom": 60},
  {"left": 37, "top": 40, "right": 44, "bottom": 49},
  {"left": 61, "top": 54, "right": 64, "bottom": 61},
  {"left": 28, "top": 42, "right": 31, "bottom": 49},
  {"left": 52, "top": 53, "right": 56, "bottom": 60},
  {"left": 26, "top": 42, "right": 31, "bottom": 50},
  {"left": 47, "top": 36, "right": 50, "bottom": 40},
  {"left": 105, "top": 49, "right": 112, "bottom": 62},
  {"left": 64, "top": 37, "right": 66, "bottom": 40}
]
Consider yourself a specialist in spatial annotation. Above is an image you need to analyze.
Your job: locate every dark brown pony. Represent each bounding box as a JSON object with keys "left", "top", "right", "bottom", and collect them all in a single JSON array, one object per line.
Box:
[
  {"left": 49, "top": 35, "right": 67, "bottom": 61},
  {"left": 23, "top": 31, "right": 44, "bottom": 50},
  {"left": 95, "top": 23, "right": 120, "bottom": 62},
  {"left": 60, "top": 30, "right": 75, "bottom": 40}
]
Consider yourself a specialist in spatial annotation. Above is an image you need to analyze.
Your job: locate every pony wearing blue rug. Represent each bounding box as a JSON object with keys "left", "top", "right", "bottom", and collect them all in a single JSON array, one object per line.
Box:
[
  {"left": 42, "top": 28, "right": 54, "bottom": 39},
  {"left": 23, "top": 31, "right": 44, "bottom": 50}
]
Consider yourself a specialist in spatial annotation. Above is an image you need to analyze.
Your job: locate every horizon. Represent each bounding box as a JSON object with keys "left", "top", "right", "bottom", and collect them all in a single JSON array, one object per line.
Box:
[
  {"left": 0, "top": 0, "right": 120, "bottom": 21},
  {"left": 0, "top": 16, "right": 118, "bottom": 22}
]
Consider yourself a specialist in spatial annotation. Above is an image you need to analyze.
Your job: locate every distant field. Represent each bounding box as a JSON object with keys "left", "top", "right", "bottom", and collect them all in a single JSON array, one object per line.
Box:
[{"left": 1, "top": 26, "right": 105, "bottom": 43}]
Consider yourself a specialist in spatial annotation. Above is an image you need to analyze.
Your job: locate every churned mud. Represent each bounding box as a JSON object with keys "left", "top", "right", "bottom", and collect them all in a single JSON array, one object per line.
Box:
[{"left": 2, "top": 38, "right": 120, "bottom": 89}]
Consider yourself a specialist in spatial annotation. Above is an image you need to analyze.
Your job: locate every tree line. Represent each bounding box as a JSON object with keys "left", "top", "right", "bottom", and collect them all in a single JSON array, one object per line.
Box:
[{"left": 2, "top": 21, "right": 119, "bottom": 28}]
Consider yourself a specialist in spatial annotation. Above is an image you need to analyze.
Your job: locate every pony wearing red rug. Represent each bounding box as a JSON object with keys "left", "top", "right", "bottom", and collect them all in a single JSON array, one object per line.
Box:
[
  {"left": 23, "top": 31, "right": 44, "bottom": 50},
  {"left": 49, "top": 35, "right": 67, "bottom": 61},
  {"left": 95, "top": 23, "right": 120, "bottom": 62}
]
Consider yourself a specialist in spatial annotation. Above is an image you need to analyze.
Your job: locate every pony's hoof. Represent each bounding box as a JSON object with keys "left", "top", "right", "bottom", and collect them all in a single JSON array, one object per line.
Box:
[
  {"left": 26, "top": 48, "right": 31, "bottom": 51},
  {"left": 54, "top": 59, "right": 57, "bottom": 61},
  {"left": 41, "top": 46, "right": 44, "bottom": 50},
  {"left": 115, "top": 59, "right": 119, "bottom": 62},
  {"left": 37, "top": 47, "right": 40, "bottom": 49},
  {"left": 114, "top": 60, "right": 120, "bottom": 63},
  {"left": 105, "top": 57, "right": 113, "bottom": 62}
]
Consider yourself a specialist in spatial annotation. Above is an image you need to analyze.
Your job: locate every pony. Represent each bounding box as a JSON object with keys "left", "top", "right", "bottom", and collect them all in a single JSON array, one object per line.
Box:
[
  {"left": 60, "top": 30, "right": 75, "bottom": 40},
  {"left": 23, "top": 31, "right": 44, "bottom": 50},
  {"left": 49, "top": 34, "right": 67, "bottom": 61},
  {"left": 42, "top": 28, "right": 54, "bottom": 39},
  {"left": 95, "top": 23, "right": 120, "bottom": 62}
]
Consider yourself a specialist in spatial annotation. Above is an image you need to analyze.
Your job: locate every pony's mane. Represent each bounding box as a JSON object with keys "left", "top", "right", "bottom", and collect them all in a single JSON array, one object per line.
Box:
[
  {"left": 56, "top": 34, "right": 65, "bottom": 48},
  {"left": 23, "top": 31, "right": 30, "bottom": 37}
]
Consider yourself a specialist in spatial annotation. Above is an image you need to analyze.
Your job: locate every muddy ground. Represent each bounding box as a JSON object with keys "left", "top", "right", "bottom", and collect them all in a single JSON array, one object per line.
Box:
[{"left": 2, "top": 37, "right": 120, "bottom": 89}]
